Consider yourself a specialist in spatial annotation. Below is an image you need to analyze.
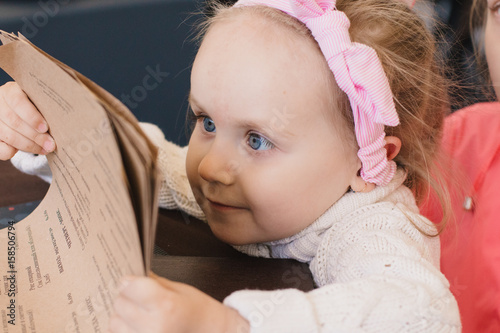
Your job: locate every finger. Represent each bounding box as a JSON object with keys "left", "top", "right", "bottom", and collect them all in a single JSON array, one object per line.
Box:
[
  {"left": 151, "top": 275, "right": 181, "bottom": 290},
  {"left": 112, "top": 295, "right": 149, "bottom": 333},
  {"left": 137, "top": 273, "right": 181, "bottom": 292},
  {"left": 0, "top": 121, "right": 51, "bottom": 155},
  {"left": 0, "top": 141, "right": 17, "bottom": 161},
  {"left": 0, "top": 96, "right": 55, "bottom": 153},
  {"left": 147, "top": 271, "right": 174, "bottom": 287},
  {"left": 3, "top": 82, "right": 48, "bottom": 133},
  {"left": 108, "top": 314, "right": 135, "bottom": 333},
  {"left": 119, "top": 277, "right": 173, "bottom": 311}
]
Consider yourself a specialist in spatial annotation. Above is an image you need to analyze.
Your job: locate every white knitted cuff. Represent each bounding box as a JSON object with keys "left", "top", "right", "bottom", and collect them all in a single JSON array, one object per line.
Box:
[
  {"left": 223, "top": 289, "right": 318, "bottom": 333},
  {"left": 11, "top": 151, "right": 52, "bottom": 183},
  {"left": 139, "top": 122, "right": 166, "bottom": 148}
]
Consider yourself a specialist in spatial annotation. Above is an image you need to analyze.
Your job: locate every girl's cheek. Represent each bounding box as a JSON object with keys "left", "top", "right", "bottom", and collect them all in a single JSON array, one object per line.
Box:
[{"left": 186, "top": 145, "right": 201, "bottom": 184}]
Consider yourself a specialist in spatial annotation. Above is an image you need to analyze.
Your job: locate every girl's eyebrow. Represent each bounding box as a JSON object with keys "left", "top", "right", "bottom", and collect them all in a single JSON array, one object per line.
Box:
[
  {"left": 188, "top": 92, "right": 295, "bottom": 138},
  {"left": 238, "top": 115, "right": 296, "bottom": 139}
]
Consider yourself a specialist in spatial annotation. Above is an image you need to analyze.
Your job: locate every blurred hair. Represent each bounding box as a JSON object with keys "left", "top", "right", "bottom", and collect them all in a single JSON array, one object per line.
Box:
[
  {"left": 470, "top": 0, "right": 488, "bottom": 60},
  {"left": 469, "top": 0, "right": 496, "bottom": 99}
]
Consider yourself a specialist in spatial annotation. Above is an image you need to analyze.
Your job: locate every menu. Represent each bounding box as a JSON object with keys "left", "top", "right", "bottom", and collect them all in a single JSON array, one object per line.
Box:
[{"left": 0, "top": 31, "right": 160, "bottom": 332}]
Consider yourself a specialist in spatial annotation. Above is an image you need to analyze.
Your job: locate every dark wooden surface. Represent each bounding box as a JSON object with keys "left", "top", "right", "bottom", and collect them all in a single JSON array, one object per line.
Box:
[
  {"left": 0, "top": 160, "right": 51, "bottom": 207},
  {"left": 152, "top": 255, "right": 314, "bottom": 302},
  {"left": 0, "top": 160, "right": 314, "bottom": 301}
]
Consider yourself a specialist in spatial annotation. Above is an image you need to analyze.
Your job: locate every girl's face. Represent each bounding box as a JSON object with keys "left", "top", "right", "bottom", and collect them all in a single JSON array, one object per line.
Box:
[
  {"left": 186, "top": 14, "right": 361, "bottom": 245},
  {"left": 486, "top": 0, "right": 500, "bottom": 98}
]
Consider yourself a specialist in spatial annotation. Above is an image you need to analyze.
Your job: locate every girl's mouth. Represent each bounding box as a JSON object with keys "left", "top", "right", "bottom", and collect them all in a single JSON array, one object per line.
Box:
[{"left": 207, "top": 199, "right": 242, "bottom": 211}]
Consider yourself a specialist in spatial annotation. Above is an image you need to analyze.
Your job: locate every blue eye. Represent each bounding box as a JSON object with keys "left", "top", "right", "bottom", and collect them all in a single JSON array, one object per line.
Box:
[
  {"left": 248, "top": 133, "right": 274, "bottom": 151},
  {"left": 202, "top": 117, "right": 216, "bottom": 133}
]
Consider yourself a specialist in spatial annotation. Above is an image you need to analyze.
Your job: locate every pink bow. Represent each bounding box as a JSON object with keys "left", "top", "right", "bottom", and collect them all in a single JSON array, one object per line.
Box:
[{"left": 235, "top": 0, "right": 400, "bottom": 186}]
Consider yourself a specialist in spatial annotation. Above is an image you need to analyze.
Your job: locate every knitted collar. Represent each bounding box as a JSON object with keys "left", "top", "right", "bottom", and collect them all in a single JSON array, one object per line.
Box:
[{"left": 233, "top": 169, "right": 409, "bottom": 261}]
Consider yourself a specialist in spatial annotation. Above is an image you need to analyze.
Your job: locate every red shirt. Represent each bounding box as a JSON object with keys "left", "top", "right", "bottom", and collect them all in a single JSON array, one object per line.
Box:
[{"left": 421, "top": 102, "right": 500, "bottom": 333}]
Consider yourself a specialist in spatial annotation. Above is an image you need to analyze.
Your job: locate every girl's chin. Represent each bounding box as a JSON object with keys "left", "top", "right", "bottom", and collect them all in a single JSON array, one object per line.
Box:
[{"left": 207, "top": 222, "right": 256, "bottom": 246}]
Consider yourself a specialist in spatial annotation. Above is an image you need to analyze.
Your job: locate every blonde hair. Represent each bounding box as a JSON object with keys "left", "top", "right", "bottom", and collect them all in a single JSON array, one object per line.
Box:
[{"left": 195, "top": 0, "right": 452, "bottom": 234}]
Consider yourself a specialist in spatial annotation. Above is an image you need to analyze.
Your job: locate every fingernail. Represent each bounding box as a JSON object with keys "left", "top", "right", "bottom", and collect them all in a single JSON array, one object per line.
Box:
[
  {"left": 43, "top": 137, "right": 55, "bottom": 152},
  {"left": 118, "top": 280, "right": 129, "bottom": 293},
  {"left": 118, "top": 276, "right": 134, "bottom": 292},
  {"left": 37, "top": 122, "right": 48, "bottom": 133}
]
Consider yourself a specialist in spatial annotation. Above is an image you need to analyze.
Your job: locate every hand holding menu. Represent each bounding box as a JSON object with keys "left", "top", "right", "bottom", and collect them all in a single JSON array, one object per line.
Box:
[{"left": 0, "top": 31, "right": 160, "bottom": 332}]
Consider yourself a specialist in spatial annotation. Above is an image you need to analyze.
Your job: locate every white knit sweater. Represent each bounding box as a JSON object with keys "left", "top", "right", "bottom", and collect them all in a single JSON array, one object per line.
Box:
[{"left": 12, "top": 123, "right": 461, "bottom": 332}]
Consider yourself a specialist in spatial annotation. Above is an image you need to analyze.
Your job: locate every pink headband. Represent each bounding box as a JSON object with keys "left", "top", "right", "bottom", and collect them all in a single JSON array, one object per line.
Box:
[{"left": 234, "top": 0, "right": 400, "bottom": 186}]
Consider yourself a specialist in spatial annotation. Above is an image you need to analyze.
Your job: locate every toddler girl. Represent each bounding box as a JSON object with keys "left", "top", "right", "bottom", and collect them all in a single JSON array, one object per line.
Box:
[{"left": 0, "top": 0, "right": 461, "bottom": 331}]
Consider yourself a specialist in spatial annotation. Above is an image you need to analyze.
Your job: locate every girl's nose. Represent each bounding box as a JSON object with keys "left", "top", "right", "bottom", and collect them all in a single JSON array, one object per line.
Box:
[{"left": 198, "top": 144, "right": 239, "bottom": 185}]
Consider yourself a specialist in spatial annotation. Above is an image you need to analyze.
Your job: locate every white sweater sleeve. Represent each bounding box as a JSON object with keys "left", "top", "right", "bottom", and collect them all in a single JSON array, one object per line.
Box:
[
  {"left": 11, "top": 151, "right": 53, "bottom": 183},
  {"left": 137, "top": 123, "right": 203, "bottom": 219},
  {"left": 153, "top": 136, "right": 205, "bottom": 220},
  {"left": 224, "top": 212, "right": 461, "bottom": 332},
  {"left": 10, "top": 122, "right": 204, "bottom": 220}
]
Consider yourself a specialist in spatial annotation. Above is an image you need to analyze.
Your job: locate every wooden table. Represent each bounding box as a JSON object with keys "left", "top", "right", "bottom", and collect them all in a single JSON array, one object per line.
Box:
[{"left": 0, "top": 160, "right": 314, "bottom": 301}]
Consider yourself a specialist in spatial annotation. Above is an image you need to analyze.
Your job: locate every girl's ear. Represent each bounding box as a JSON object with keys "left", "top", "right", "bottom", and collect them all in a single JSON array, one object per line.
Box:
[
  {"left": 349, "top": 136, "right": 401, "bottom": 193},
  {"left": 385, "top": 136, "right": 402, "bottom": 161}
]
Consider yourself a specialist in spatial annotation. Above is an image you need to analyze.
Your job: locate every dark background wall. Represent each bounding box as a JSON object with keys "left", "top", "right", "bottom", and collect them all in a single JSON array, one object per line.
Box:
[{"left": 0, "top": 0, "right": 202, "bottom": 146}]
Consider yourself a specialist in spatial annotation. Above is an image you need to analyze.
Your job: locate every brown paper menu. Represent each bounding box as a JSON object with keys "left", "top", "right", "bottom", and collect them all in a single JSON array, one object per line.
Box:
[{"left": 0, "top": 31, "right": 160, "bottom": 332}]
